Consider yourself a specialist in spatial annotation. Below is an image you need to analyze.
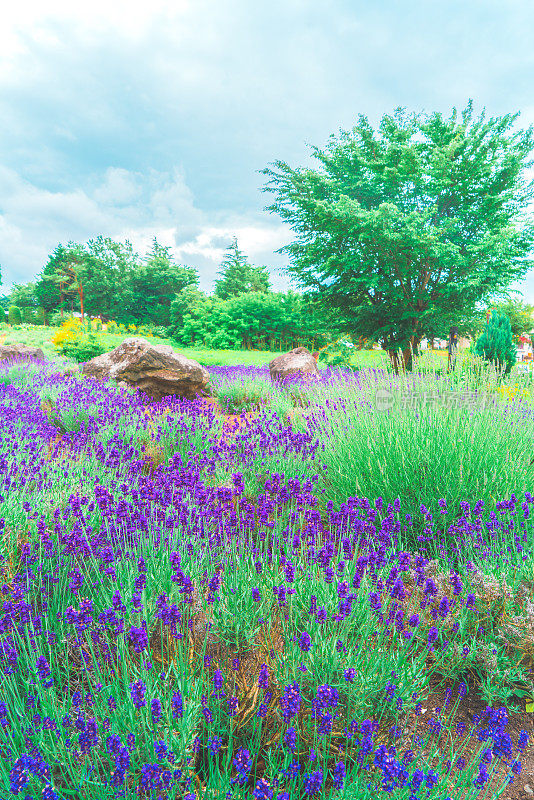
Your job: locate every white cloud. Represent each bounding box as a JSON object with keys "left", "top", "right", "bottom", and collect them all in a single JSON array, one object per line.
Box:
[
  {"left": 0, "top": 165, "right": 290, "bottom": 292},
  {"left": 1, "top": 0, "right": 534, "bottom": 301}
]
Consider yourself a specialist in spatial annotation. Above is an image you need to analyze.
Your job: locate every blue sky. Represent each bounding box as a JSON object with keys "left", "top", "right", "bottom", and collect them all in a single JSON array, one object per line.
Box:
[{"left": 1, "top": 0, "right": 534, "bottom": 297}]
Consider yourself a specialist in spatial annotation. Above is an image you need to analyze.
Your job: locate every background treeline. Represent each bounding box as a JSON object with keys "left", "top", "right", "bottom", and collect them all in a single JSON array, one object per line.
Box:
[{"left": 0, "top": 236, "right": 339, "bottom": 351}]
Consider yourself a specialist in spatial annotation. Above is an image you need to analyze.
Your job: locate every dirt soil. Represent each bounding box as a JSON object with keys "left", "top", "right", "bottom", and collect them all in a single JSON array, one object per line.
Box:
[{"left": 400, "top": 683, "right": 534, "bottom": 800}]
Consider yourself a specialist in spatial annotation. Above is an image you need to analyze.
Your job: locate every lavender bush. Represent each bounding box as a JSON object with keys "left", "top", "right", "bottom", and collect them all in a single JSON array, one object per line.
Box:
[{"left": 0, "top": 358, "right": 531, "bottom": 799}]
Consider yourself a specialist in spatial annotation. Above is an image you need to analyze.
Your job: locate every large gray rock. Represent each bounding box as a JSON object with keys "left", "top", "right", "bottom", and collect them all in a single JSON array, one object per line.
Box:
[
  {"left": 0, "top": 344, "right": 45, "bottom": 362},
  {"left": 81, "top": 338, "right": 210, "bottom": 401},
  {"left": 269, "top": 346, "right": 319, "bottom": 382}
]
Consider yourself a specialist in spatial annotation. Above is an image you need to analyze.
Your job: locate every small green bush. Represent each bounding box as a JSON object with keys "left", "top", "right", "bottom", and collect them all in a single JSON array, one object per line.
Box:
[
  {"left": 318, "top": 336, "right": 356, "bottom": 368},
  {"left": 59, "top": 332, "right": 106, "bottom": 363},
  {"left": 8, "top": 305, "right": 22, "bottom": 325}
]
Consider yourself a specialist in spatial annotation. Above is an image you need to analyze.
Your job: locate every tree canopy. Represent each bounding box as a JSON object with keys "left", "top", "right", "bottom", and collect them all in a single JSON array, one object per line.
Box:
[
  {"left": 214, "top": 238, "right": 270, "bottom": 299},
  {"left": 263, "top": 103, "right": 534, "bottom": 368},
  {"left": 32, "top": 237, "right": 196, "bottom": 326}
]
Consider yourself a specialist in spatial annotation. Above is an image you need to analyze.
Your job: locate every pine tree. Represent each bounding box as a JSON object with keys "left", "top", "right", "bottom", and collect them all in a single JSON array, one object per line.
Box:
[
  {"left": 474, "top": 311, "right": 516, "bottom": 376},
  {"left": 214, "top": 238, "right": 270, "bottom": 299}
]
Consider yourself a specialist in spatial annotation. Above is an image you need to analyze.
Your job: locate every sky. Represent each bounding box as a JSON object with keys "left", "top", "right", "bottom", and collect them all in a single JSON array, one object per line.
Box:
[{"left": 1, "top": 0, "right": 534, "bottom": 297}]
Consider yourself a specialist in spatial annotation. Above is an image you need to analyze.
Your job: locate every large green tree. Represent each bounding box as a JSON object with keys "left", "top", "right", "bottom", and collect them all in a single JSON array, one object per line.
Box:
[
  {"left": 262, "top": 103, "right": 534, "bottom": 369},
  {"left": 35, "top": 243, "right": 87, "bottom": 319},
  {"left": 214, "top": 238, "right": 271, "bottom": 299},
  {"left": 128, "top": 239, "right": 198, "bottom": 326},
  {"left": 4, "top": 282, "right": 37, "bottom": 309}
]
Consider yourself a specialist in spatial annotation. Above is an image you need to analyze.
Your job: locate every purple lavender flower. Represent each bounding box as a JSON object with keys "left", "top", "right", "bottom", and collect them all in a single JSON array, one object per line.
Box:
[
  {"left": 130, "top": 681, "right": 147, "bottom": 710},
  {"left": 280, "top": 683, "right": 301, "bottom": 722},
  {"left": 283, "top": 727, "right": 297, "bottom": 751},
  {"left": 253, "top": 778, "right": 273, "bottom": 800},
  {"left": 258, "top": 664, "right": 269, "bottom": 690},
  {"left": 151, "top": 698, "right": 162, "bottom": 724},
  {"left": 171, "top": 691, "right": 183, "bottom": 719},
  {"left": 333, "top": 761, "right": 346, "bottom": 790},
  {"left": 213, "top": 669, "right": 224, "bottom": 693},
  {"left": 36, "top": 656, "right": 53, "bottom": 688},
  {"left": 427, "top": 626, "right": 438, "bottom": 646},
  {"left": 232, "top": 747, "right": 251, "bottom": 785},
  {"left": 303, "top": 769, "right": 323, "bottom": 795},
  {"left": 208, "top": 736, "right": 222, "bottom": 756}
]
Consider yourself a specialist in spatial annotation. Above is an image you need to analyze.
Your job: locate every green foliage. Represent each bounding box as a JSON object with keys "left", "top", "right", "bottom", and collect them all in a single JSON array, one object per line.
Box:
[
  {"left": 496, "top": 298, "right": 534, "bottom": 340},
  {"left": 169, "top": 289, "right": 335, "bottom": 350},
  {"left": 22, "top": 306, "right": 35, "bottom": 324},
  {"left": 214, "top": 237, "right": 270, "bottom": 299},
  {"left": 0, "top": 307, "right": 5, "bottom": 324},
  {"left": 315, "top": 368, "right": 534, "bottom": 551},
  {"left": 128, "top": 238, "right": 198, "bottom": 326},
  {"left": 318, "top": 336, "right": 356, "bottom": 368},
  {"left": 8, "top": 305, "right": 22, "bottom": 325},
  {"left": 474, "top": 310, "right": 517, "bottom": 376},
  {"left": 58, "top": 331, "right": 106, "bottom": 363},
  {"left": 35, "top": 237, "right": 198, "bottom": 327},
  {"left": 5, "top": 281, "right": 38, "bottom": 310},
  {"left": 263, "top": 102, "right": 534, "bottom": 364}
]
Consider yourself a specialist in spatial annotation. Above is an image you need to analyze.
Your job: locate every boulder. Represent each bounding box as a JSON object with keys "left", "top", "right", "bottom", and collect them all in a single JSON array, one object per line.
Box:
[
  {"left": 81, "top": 337, "right": 210, "bottom": 401},
  {"left": 269, "top": 346, "right": 319, "bottom": 382},
  {"left": 0, "top": 344, "right": 45, "bottom": 362}
]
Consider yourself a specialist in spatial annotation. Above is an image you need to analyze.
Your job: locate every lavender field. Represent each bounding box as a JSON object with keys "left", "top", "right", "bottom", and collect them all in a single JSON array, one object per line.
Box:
[{"left": 1, "top": 357, "right": 534, "bottom": 799}]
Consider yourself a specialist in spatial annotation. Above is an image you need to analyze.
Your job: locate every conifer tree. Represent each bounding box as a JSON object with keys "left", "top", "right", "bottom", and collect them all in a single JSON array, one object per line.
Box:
[
  {"left": 214, "top": 238, "right": 270, "bottom": 299},
  {"left": 474, "top": 311, "right": 516, "bottom": 376}
]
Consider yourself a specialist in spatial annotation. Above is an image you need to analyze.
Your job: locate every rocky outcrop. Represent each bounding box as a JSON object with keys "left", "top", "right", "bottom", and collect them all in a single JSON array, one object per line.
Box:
[
  {"left": 81, "top": 338, "right": 210, "bottom": 401},
  {"left": 0, "top": 344, "right": 45, "bottom": 362},
  {"left": 269, "top": 346, "right": 319, "bottom": 382}
]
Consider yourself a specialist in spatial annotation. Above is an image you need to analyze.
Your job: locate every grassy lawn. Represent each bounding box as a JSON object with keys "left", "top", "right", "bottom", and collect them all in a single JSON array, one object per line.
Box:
[
  {"left": 0, "top": 324, "right": 282, "bottom": 367},
  {"left": 0, "top": 323, "right": 395, "bottom": 368},
  {"left": 4, "top": 323, "right": 528, "bottom": 377}
]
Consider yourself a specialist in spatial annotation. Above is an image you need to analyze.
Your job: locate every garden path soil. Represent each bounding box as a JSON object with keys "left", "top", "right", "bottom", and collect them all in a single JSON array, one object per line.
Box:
[{"left": 402, "top": 684, "right": 534, "bottom": 799}]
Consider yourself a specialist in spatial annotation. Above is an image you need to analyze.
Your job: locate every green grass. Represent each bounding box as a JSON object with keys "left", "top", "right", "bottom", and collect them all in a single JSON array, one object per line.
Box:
[{"left": 0, "top": 324, "right": 281, "bottom": 367}]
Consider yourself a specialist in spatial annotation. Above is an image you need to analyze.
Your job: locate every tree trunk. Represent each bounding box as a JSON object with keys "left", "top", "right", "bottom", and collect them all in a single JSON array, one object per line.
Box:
[
  {"left": 387, "top": 349, "right": 401, "bottom": 374},
  {"left": 387, "top": 338, "right": 419, "bottom": 374},
  {"left": 78, "top": 282, "right": 84, "bottom": 324},
  {"left": 401, "top": 345, "right": 414, "bottom": 372}
]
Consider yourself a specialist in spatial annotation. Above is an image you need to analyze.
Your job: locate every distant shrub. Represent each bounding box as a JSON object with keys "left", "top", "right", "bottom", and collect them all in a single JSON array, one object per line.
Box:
[
  {"left": 0, "top": 307, "right": 5, "bottom": 324},
  {"left": 317, "top": 336, "right": 356, "bottom": 369},
  {"left": 59, "top": 332, "right": 106, "bottom": 363},
  {"left": 106, "top": 320, "right": 119, "bottom": 333},
  {"left": 52, "top": 318, "right": 105, "bottom": 362},
  {"left": 49, "top": 310, "right": 66, "bottom": 326},
  {"left": 35, "top": 307, "right": 45, "bottom": 325},
  {"left": 8, "top": 305, "right": 21, "bottom": 325},
  {"left": 52, "top": 317, "right": 83, "bottom": 350}
]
